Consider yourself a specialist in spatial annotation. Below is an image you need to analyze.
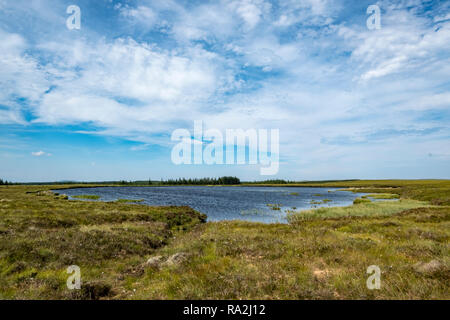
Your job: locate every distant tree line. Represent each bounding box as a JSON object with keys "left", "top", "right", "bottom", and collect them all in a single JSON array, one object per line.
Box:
[
  {"left": 245, "top": 179, "right": 289, "bottom": 184},
  {"left": 0, "top": 179, "right": 11, "bottom": 185},
  {"left": 160, "top": 176, "right": 240, "bottom": 185}
]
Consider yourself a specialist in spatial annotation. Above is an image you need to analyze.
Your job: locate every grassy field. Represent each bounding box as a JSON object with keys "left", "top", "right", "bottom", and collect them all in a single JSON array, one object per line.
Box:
[
  {"left": 286, "top": 199, "right": 432, "bottom": 222},
  {"left": 72, "top": 194, "right": 101, "bottom": 200},
  {"left": 0, "top": 180, "right": 449, "bottom": 299},
  {"left": 0, "top": 185, "right": 206, "bottom": 299}
]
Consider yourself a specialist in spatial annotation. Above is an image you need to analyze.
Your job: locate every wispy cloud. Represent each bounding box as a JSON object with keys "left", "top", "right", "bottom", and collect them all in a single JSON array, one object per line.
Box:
[{"left": 31, "top": 151, "right": 51, "bottom": 157}]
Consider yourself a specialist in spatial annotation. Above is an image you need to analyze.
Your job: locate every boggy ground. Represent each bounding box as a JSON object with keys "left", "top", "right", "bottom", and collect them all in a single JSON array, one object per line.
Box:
[
  {"left": 0, "top": 185, "right": 205, "bottom": 299},
  {"left": 0, "top": 181, "right": 449, "bottom": 299}
]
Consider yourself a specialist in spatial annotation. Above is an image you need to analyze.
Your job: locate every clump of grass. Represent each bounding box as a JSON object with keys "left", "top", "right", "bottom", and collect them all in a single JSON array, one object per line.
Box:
[
  {"left": 353, "top": 198, "right": 372, "bottom": 204},
  {"left": 362, "top": 193, "right": 400, "bottom": 199},
  {"left": 115, "top": 199, "right": 144, "bottom": 203},
  {"left": 72, "top": 195, "right": 101, "bottom": 200},
  {"left": 310, "top": 199, "right": 332, "bottom": 206},
  {"left": 266, "top": 204, "right": 282, "bottom": 210},
  {"left": 313, "top": 194, "right": 322, "bottom": 196},
  {"left": 288, "top": 199, "right": 431, "bottom": 223},
  {"left": 289, "top": 192, "right": 299, "bottom": 196}
]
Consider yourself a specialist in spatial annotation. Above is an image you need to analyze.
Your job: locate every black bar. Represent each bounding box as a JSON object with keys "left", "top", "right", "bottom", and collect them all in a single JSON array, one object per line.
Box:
[{"left": 0, "top": 300, "right": 447, "bottom": 319}]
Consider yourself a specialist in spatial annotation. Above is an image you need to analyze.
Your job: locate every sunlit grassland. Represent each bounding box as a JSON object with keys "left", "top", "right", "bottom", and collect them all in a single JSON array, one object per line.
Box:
[
  {"left": 287, "top": 199, "right": 431, "bottom": 222},
  {"left": 362, "top": 193, "right": 400, "bottom": 199},
  {"left": 132, "top": 208, "right": 449, "bottom": 299},
  {"left": 0, "top": 185, "right": 206, "bottom": 299},
  {"left": 0, "top": 180, "right": 449, "bottom": 299},
  {"left": 115, "top": 199, "right": 145, "bottom": 203},
  {"left": 72, "top": 194, "right": 101, "bottom": 200}
]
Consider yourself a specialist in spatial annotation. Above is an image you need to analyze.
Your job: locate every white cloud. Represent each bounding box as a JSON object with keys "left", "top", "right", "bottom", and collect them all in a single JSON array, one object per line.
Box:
[
  {"left": 434, "top": 12, "right": 450, "bottom": 23},
  {"left": 346, "top": 6, "right": 450, "bottom": 81},
  {"left": 130, "top": 144, "right": 151, "bottom": 151},
  {"left": 273, "top": 0, "right": 336, "bottom": 27},
  {"left": 229, "top": 0, "right": 266, "bottom": 30},
  {"left": 25, "top": 35, "right": 240, "bottom": 145},
  {"left": 31, "top": 151, "right": 51, "bottom": 157},
  {"left": 119, "top": 5, "right": 158, "bottom": 27},
  {"left": 0, "top": 29, "right": 49, "bottom": 124}
]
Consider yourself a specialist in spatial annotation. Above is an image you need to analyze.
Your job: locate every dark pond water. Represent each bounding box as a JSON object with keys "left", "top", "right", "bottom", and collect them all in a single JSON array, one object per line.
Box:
[{"left": 59, "top": 186, "right": 368, "bottom": 223}]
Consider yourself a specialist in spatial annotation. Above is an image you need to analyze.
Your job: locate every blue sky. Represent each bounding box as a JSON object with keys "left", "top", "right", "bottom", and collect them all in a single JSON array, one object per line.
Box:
[{"left": 0, "top": 0, "right": 449, "bottom": 182}]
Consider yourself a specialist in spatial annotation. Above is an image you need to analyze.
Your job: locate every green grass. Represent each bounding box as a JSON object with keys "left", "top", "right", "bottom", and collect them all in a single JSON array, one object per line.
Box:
[
  {"left": 131, "top": 207, "right": 449, "bottom": 299},
  {"left": 287, "top": 199, "right": 431, "bottom": 223},
  {"left": 0, "top": 180, "right": 449, "bottom": 299},
  {"left": 72, "top": 195, "right": 101, "bottom": 200},
  {"left": 310, "top": 199, "right": 333, "bottom": 205},
  {"left": 115, "top": 199, "right": 144, "bottom": 203},
  {"left": 362, "top": 193, "right": 400, "bottom": 199},
  {"left": 266, "top": 204, "right": 282, "bottom": 210},
  {"left": 0, "top": 185, "right": 205, "bottom": 299},
  {"left": 353, "top": 197, "right": 372, "bottom": 204}
]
